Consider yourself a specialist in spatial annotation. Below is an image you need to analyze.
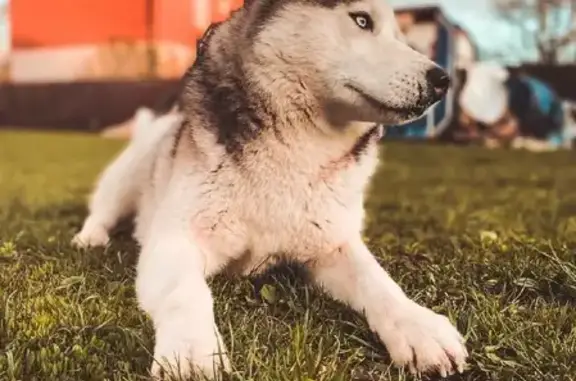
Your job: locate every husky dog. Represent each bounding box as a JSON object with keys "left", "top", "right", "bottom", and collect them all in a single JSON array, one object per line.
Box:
[{"left": 73, "top": 0, "right": 467, "bottom": 378}]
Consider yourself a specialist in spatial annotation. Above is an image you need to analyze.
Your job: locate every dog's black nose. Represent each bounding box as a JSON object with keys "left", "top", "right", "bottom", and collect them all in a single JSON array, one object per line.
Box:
[{"left": 426, "top": 67, "right": 450, "bottom": 99}]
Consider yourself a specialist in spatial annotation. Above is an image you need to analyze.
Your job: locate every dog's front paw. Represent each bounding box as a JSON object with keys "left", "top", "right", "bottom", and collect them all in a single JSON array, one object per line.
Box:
[
  {"left": 151, "top": 332, "right": 230, "bottom": 380},
  {"left": 376, "top": 301, "right": 468, "bottom": 377},
  {"left": 71, "top": 224, "right": 110, "bottom": 248}
]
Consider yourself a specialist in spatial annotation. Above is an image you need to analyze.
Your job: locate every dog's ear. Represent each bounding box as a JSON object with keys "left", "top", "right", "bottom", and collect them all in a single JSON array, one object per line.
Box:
[
  {"left": 243, "top": 0, "right": 258, "bottom": 8},
  {"left": 243, "top": 0, "right": 285, "bottom": 39},
  {"left": 196, "top": 21, "right": 222, "bottom": 58}
]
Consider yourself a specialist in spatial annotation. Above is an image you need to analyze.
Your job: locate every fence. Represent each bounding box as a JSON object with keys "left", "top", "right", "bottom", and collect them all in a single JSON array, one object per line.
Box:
[
  {"left": 0, "top": 64, "right": 575, "bottom": 132},
  {"left": 0, "top": 79, "right": 180, "bottom": 130}
]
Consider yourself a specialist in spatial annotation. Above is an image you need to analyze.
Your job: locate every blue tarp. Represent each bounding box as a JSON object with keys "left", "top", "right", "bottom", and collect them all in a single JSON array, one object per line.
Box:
[{"left": 385, "top": 6, "right": 454, "bottom": 139}]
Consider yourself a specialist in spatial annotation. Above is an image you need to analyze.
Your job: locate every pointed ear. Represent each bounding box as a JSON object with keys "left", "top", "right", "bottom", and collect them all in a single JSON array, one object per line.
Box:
[{"left": 244, "top": 0, "right": 284, "bottom": 39}]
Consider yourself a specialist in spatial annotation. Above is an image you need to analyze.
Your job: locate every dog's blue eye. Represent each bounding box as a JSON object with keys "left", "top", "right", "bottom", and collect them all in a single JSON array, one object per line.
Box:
[{"left": 350, "top": 12, "right": 374, "bottom": 31}]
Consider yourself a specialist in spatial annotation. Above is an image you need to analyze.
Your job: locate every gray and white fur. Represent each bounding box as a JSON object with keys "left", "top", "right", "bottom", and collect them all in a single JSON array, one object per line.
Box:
[{"left": 73, "top": 0, "right": 467, "bottom": 379}]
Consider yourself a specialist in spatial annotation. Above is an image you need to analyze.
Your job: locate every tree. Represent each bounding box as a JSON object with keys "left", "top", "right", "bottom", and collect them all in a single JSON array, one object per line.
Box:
[{"left": 493, "top": 0, "right": 576, "bottom": 63}]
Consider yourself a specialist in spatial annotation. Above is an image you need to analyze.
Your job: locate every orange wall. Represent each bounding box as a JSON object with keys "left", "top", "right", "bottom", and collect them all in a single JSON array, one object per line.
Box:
[
  {"left": 11, "top": 0, "right": 245, "bottom": 49},
  {"left": 11, "top": 0, "right": 149, "bottom": 48},
  {"left": 8, "top": 0, "right": 246, "bottom": 81},
  {"left": 211, "top": 0, "right": 244, "bottom": 23},
  {"left": 154, "top": 0, "right": 194, "bottom": 45}
]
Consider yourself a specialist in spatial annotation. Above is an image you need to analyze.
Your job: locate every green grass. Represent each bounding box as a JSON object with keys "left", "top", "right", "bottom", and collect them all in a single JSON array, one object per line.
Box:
[{"left": 1, "top": 130, "right": 575, "bottom": 381}]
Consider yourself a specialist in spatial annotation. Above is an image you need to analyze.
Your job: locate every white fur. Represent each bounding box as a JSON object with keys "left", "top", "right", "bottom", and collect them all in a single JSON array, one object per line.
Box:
[
  {"left": 459, "top": 61, "right": 510, "bottom": 125},
  {"left": 72, "top": 110, "right": 183, "bottom": 248},
  {"left": 73, "top": 0, "right": 468, "bottom": 379}
]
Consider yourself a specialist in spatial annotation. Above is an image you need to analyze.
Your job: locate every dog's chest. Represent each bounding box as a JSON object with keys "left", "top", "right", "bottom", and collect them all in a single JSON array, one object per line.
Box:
[
  {"left": 235, "top": 149, "right": 378, "bottom": 260},
  {"left": 187, "top": 128, "right": 381, "bottom": 272}
]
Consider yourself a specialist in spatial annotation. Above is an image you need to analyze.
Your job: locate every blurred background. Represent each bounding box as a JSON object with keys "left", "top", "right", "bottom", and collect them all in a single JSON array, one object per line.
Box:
[{"left": 0, "top": 0, "right": 575, "bottom": 150}]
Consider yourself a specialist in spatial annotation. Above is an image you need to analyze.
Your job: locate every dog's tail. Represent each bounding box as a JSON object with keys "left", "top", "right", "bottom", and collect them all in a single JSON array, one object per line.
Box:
[{"left": 131, "top": 107, "right": 156, "bottom": 140}]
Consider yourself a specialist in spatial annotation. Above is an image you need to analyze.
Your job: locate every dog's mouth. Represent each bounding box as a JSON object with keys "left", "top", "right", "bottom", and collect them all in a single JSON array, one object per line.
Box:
[{"left": 345, "top": 84, "right": 429, "bottom": 117}]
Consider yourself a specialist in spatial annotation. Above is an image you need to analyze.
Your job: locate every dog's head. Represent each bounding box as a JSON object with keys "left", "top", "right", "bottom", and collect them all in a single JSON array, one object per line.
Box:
[{"left": 244, "top": 0, "right": 450, "bottom": 125}]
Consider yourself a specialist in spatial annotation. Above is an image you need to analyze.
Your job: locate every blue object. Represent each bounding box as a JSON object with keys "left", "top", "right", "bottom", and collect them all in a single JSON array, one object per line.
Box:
[
  {"left": 384, "top": 7, "right": 456, "bottom": 140},
  {"left": 523, "top": 77, "right": 564, "bottom": 129},
  {"left": 506, "top": 74, "right": 565, "bottom": 145}
]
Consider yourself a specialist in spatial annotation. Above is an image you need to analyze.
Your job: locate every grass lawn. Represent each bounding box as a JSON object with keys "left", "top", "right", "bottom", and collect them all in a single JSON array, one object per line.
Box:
[{"left": 0, "top": 129, "right": 575, "bottom": 381}]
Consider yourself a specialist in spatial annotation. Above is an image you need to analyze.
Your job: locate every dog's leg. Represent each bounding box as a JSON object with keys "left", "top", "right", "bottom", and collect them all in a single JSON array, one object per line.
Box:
[
  {"left": 136, "top": 203, "right": 230, "bottom": 380},
  {"left": 311, "top": 237, "right": 468, "bottom": 377},
  {"left": 71, "top": 147, "right": 141, "bottom": 248},
  {"left": 72, "top": 112, "right": 181, "bottom": 248}
]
